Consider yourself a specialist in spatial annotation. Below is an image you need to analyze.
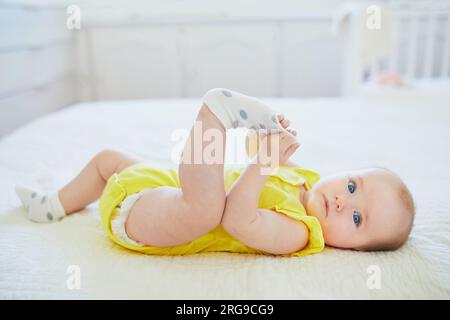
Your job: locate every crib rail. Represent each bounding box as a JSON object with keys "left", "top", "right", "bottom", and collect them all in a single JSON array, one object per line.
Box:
[
  {"left": 365, "top": 9, "right": 450, "bottom": 82},
  {"left": 340, "top": 1, "right": 450, "bottom": 94}
]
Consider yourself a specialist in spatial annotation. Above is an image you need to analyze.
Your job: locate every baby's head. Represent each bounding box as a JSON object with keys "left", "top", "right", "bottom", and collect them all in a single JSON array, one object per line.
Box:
[{"left": 304, "top": 167, "right": 415, "bottom": 251}]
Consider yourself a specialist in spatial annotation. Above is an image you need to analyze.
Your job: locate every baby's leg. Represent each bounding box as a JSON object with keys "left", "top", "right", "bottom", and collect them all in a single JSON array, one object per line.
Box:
[
  {"left": 59, "top": 150, "right": 141, "bottom": 213},
  {"left": 16, "top": 150, "right": 140, "bottom": 222},
  {"left": 125, "top": 104, "right": 227, "bottom": 247}
]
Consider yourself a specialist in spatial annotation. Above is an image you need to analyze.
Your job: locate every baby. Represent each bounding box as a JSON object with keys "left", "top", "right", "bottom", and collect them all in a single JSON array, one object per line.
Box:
[{"left": 15, "top": 88, "right": 415, "bottom": 256}]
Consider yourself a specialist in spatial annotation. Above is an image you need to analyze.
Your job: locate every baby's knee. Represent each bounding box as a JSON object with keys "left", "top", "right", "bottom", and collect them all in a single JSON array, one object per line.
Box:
[
  {"left": 95, "top": 149, "right": 121, "bottom": 161},
  {"left": 94, "top": 149, "right": 125, "bottom": 179}
]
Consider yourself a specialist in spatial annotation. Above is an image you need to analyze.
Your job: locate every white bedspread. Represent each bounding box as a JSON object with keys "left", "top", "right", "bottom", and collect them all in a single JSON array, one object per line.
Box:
[{"left": 1, "top": 93, "right": 449, "bottom": 299}]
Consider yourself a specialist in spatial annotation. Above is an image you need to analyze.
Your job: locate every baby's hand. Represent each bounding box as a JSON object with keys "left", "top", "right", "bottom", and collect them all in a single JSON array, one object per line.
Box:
[
  {"left": 247, "top": 114, "right": 300, "bottom": 168},
  {"left": 245, "top": 114, "right": 298, "bottom": 158},
  {"left": 277, "top": 114, "right": 298, "bottom": 137},
  {"left": 256, "top": 130, "right": 300, "bottom": 168}
]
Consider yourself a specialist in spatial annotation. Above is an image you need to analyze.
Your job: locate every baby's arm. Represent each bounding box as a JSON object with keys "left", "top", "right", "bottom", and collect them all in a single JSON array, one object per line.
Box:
[
  {"left": 221, "top": 163, "right": 309, "bottom": 255},
  {"left": 223, "top": 130, "right": 308, "bottom": 255}
]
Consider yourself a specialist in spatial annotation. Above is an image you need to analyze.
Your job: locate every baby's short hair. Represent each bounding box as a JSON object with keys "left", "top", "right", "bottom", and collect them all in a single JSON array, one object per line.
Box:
[{"left": 358, "top": 166, "right": 416, "bottom": 252}]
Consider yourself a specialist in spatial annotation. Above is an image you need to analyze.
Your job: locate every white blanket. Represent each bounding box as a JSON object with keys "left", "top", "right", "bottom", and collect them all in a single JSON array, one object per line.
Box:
[{"left": 1, "top": 93, "right": 449, "bottom": 299}]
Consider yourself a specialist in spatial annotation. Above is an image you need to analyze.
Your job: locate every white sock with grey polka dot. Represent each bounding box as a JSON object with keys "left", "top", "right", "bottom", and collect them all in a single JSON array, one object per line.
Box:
[
  {"left": 202, "top": 88, "right": 282, "bottom": 131},
  {"left": 15, "top": 186, "right": 66, "bottom": 223}
]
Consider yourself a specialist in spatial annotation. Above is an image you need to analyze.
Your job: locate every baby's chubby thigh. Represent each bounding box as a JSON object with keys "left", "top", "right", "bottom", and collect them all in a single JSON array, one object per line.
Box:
[{"left": 124, "top": 186, "right": 223, "bottom": 247}]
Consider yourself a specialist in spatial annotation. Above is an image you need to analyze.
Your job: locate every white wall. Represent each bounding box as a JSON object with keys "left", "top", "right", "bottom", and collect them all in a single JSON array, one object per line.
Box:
[
  {"left": 0, "top": 0, "right": 346, "bottom": 137},
  {"left": 74, "top": 0, "right": 344, "bottom": 101},
  {"left": 0, "top": 1, "right": 77, "bottom": 136},
  {"left": 1, "top": 0, "right": 447, "bottom": 137},
  {"left": 76, "top": 21, "right": 342, "bottom": 101}
]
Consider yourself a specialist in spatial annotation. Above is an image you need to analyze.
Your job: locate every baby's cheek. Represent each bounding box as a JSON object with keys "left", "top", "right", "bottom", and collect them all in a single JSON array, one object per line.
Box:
[
  {"left": 323, "top": 226, "right": 338, "bottom": 244},
  {"left": 323, "top": 223, "right": 353, "bottom": 248}
]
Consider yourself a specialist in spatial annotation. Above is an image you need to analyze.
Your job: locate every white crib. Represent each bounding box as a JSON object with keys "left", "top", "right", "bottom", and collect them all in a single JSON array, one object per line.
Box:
[{"left": 339, "top": 0, "right": 450, "bottom": 95}]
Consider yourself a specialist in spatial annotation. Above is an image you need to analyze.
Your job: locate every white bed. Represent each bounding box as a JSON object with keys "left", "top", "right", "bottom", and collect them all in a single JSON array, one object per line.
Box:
[{"left": 1, "top": 92, "right": 449, "bottom": 299}]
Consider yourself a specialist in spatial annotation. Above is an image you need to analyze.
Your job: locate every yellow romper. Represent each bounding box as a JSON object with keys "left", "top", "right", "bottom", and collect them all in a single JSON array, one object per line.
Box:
[{"left": 98, "top": 163, "right": 325, "bottom": 257}]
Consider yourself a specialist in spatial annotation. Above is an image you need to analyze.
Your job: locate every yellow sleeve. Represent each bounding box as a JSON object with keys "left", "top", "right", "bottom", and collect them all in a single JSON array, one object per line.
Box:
[{"left": 273, "top": 198, "right": 325, "bottom": 257}]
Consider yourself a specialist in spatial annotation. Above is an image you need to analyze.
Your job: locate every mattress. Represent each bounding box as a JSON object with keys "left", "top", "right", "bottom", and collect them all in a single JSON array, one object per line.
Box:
[{"left": 0, "top": 92, "right": 449, "bottom": 299}]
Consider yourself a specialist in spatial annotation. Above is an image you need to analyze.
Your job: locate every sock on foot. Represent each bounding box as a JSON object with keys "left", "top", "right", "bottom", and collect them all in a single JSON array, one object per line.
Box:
[
  {"left": 15, "top": 186, "right": 66, "bottom": 223},
  {"left": 202, "top": 88, "right": 282, "bottom": 131}
]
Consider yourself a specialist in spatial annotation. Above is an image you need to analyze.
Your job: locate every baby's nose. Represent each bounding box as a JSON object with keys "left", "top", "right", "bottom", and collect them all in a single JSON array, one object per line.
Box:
[{"left": 335, "top": 195, "right": 346, "bottom": 212}]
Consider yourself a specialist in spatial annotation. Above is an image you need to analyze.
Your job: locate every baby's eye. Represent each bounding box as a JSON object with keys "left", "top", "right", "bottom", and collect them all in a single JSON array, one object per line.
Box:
[
  {"left": 353, "top": 211, "right": 362, "bottom": 227},
  {"left": 348, "top": 180, "right": 357, "bottom": 194}
]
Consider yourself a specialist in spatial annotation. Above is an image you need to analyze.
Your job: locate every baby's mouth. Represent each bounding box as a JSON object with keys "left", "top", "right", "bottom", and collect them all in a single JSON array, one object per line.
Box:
[{"left": 323, "top": 195, "right": 329, "bottom": 217}]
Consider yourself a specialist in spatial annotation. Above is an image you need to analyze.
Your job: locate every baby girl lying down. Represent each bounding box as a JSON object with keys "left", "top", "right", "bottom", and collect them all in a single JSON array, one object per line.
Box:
[{"left": 15, "top": 88, "right": 415, "bottom": 256}]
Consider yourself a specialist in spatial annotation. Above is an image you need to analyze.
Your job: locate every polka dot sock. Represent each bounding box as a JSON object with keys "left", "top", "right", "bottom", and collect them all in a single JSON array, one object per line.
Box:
[
  {"left": 202, "top": 88, "right": 282, "bottom": 131},
  {"left": 15, "top": 186, "right": 66, "bottom": 223}
]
